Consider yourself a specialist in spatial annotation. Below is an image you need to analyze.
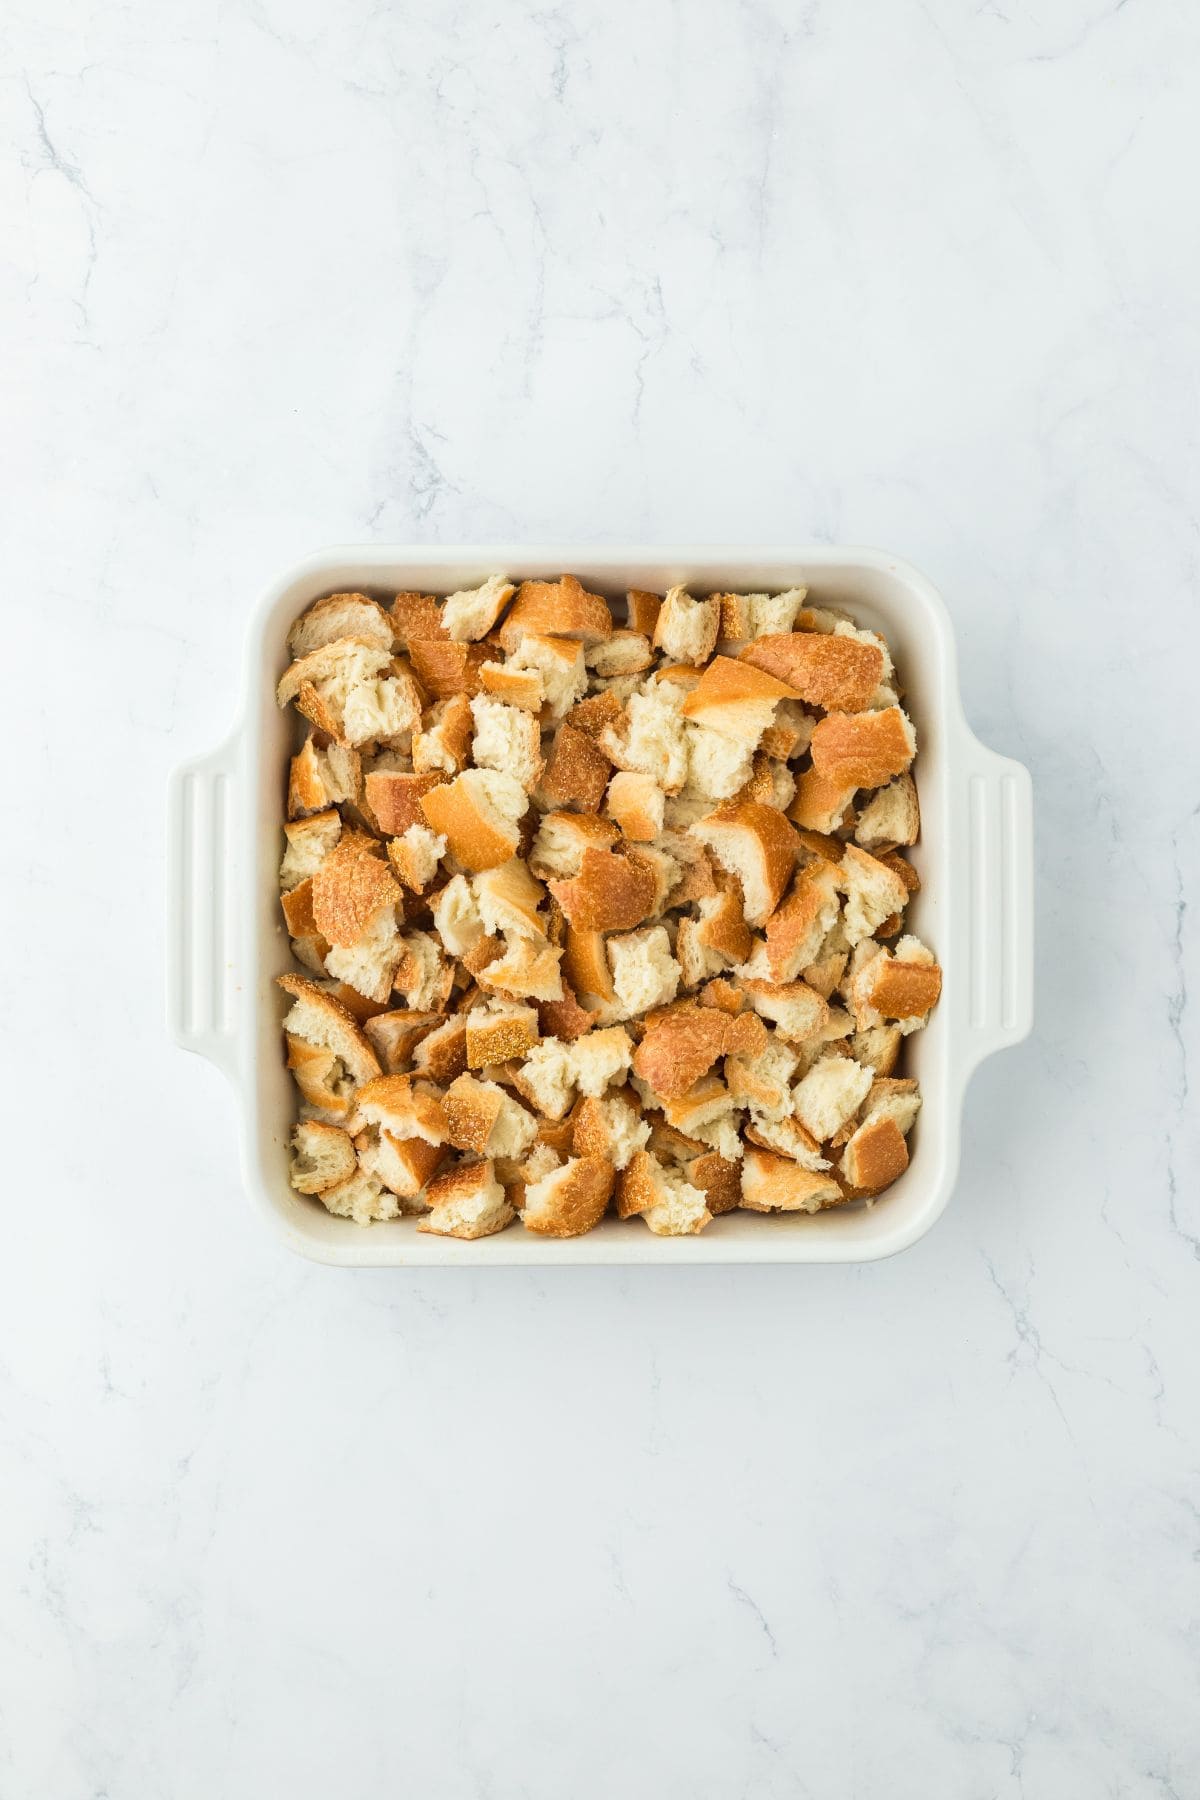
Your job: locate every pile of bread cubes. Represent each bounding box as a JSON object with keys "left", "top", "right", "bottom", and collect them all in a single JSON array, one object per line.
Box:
[{"left": 276, "top": 573, "right": 942, "bottom": 1240}]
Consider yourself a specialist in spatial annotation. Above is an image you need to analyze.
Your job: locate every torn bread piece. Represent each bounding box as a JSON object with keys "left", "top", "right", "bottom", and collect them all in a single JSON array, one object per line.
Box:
[
  {"left": 387, "top": 824, "right": 447, "bottom": 895},
  {"left": 680, "top": 656, "right": 800, "bottom": 748},
  {"left": 691, "top": 801, "right": 797, "bottom": 928},
  {"left": 838, "top": 844, "right": 910, "bottom": 947},
  {"left": 632, "top": 1006, "right": 737, "bottom": 1101},
  {"left": 528, "top": 811, "right": 619, "bottom": 880},
  {"left": 741, "top": 861, "right": 842, "bottom": 984},
  {"left": 605, "top": 771, "right": 666, "bottom": 843},
  {"left": 716, "top": 586, "right": 807, "bottom": 645},
  {"left": 586, "top": 629, "right": 654, "bottom": 677},
  {"left": 505, "top": 634, "right": 589, "bottom": 719},
  {"left": 288, "top": 593, "right": 394, "bottom": 659},
  {"left": 288, "top": 1120, "right": 357, "bottom": 1195},
  {"left": 809, "top": 706, "right": 916, "bottom": 791},
  {"left": 420, "top": 769, "right": 528, "bottom": 871},
  {"left": 848, "top": 936, "right": 942, "bottom": 1032},
  {"left": 476, "top": 937, "right": 564, "bottom": 1003},
  {"left": 513, "top": 1028, "right": 634, "bottom": 1120},
  {"left": 740, "top": 1147, "right": 843, "bottom": 1214},
  {"left": 788, "top": 768, "right": 860, "bottom": 835},
  {"left": 444, "top": 1073, "right": 537, "bottom": 1160},
  {"left": 363, "top": 1009, "right": 443, "bottom": 1073},
  {"left": 394, "top": 931, "right": 455, "bottom": 1011},
  {"left": 571, "top": 1091, "right": 651, "bottom": 1170},
  {"left": 280, "top": 809, "right": 342, "bottom": 891},
  {"left": 740, "top": 631, "right": 883, "bottom": 712},
  {"left": 412, "top": 694, "right": 473, "bottom": 776},
  {"left": 499, "top": 577, "right": 614, "bottom": 652},
  {"left": 607, "top": 925, "right": 681, "bottom": 1019},
  {"left": 353, "top": 1074, "right": 448, "bottom": 1145},
  {"left": 469, "top": 693, "right": 544, "bottom": 791},
  {"left": 598, "top": 682, "right": 691, "bottom": 794},
  {"left": 549, "top": 847, "right": 658, "bottom": 933},
  {"left": 839, "top": 1115, "right": 909, "bottom": 1196},
  {"left": 418, "top": 1160, "right": 515, "bottom": 1239},
  {"left": 792, "top": 1053, "right": 874, "bottom": 1144},
  {"left": 854, "top": 772, "right": 920, "bottom": 850},
  {"left": 522, "top": 1156, "right": 615, "bottom": 1237},
  {"left": 364, "top": 770, "right": 445, "bottom": 837},
  {"left": 472, "top": 858, "right": 547, "bottom": 941},
  {"left": 537, "top": 721, "right": 613, "bottom": 815},
  {"left": 278, "top": 975, "right": 381, "bottom": 1104},
  {"left": 626, "top": 589, "right": 662, "bottom": 636},
  {"left": 440, "top": 575, "right": 515, "bottom": 642},
  {"left": 652, "top": 586, "right": 720, "bottom": 666},
  {"left": 412, "top": 1015, "right": 469, "bottom": 1087},
  {"left": 320, "top": 1167, "right": 404, "bottom": 1225},
  {"left": 408, "top": 638, "right": 490, "bottom": 699},
  {"left": 479, "top": 658, "right": 543, "bottom": 712},
  {"left": 465, "top": 999, "right": 540, "bottom": 1069},
  {"left": 288, "top": 738, "right": 361, "bottom": 818},
  {"left": 391, "top": 590, "right": 447, "bottom": 646},
  {"left": 355, "top": 1129, "right": 443, "bottom": 1205},
  {"left": 616, "top": 1150, "right": 711, "bottom": 1235}
]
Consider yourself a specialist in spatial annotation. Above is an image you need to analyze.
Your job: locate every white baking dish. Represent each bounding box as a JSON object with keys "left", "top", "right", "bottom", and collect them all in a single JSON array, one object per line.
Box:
[{"left": 167, "top": 547, "right": 1032, "bottom": 1265}]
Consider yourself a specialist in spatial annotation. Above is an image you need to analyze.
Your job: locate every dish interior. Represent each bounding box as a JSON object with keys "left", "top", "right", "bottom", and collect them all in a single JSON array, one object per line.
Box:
[{"left": 243, "top": 553, "right": 954, "bottom": 1263}]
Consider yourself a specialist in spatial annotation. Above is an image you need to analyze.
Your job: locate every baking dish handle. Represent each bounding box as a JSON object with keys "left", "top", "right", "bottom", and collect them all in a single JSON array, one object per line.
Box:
[
  {"left": 167, "top": 731, "right": 242, "bottom": 1083},
  {"left": 960, "top": 740, "right": 1034, "bottom": 1069}
]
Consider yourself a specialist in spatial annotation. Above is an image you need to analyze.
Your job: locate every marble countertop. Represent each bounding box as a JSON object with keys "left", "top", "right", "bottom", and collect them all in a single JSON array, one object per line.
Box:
[{"left": 4, "top": 1, "right": 1198, "bottom": 1794}]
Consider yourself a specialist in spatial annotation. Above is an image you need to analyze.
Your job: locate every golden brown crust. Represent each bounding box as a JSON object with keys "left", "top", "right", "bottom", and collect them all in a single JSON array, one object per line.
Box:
[
  {"left": 696, "top": 883, "right": 752, "bottom": 965},
  {"left": 840, "top": 1115, "right": 909, "bottom": 1195},
  {"left": 788, "top": 768, "right": 859, "bottom": 834},
  {"left": 277, "top": 974, "right": 382, "bottom": 1085},
  {"left": 698, "top": 978, "right": 745, "bottom": 1014},
  {"left": 391, "top": 591, "right": 448, "bottom": 643},
  {"left": 760, "top": 862, "right": 840, "bottom": 981},
  {"left": 411, "top": 1015, "right": 469, "bottom": 1086},
  {"left": 475, "top": 938, "right": 564, "bottom": 1002},
  {"left": 562, "top": 926, "right": 617, "bottom": 1004},
  {"left": 564, "top": 690, "right": 624, "bottom": 739},
  {"left": 500, "top": 575, "right": 614, "bottom": 650},
  {"left": 692, "top": 800, "right": 797, "bottom": 928},
  {"left": 522, "top": 1156, "right": 615, "bottom": 1236},
  {"left": 539, "top": 723, "right": 612, "bottom": 812},
  {"left": 604, "top": 771, "right": 663, "bottom": 842},
  {"left": 364, "top": 1009, "right": 444, "bottom": 1071},
  {"left": 740, "top": 632, "right": 883, "bottom": 711},
  {"left": 549, "top": 847, "right": 658, "bottom": 932},
  {"left": 740, "top": 1147, "right": 843, "bottom": 1213},
  {"left": 862, "top": 956, "right": 943, "bottom": 1022},
  {"left": 686, "top": 1150, "right": 742, "bottom": 1216},
  {"left": 443, "top": 1073, "right": 504, "bottom": 1153},
  {"left": 280, "top": 877, "right": 321, "bottom": 940},
  {"left": 809, "top": 707, "right": 915, "bottom": 790},
  {"left": 364, "top": 770, "right": 445, "bottom": 837},
  {"left": 419, "top": 772, "right": 521, "bottom": 872},
  {"left": 679, "top": 655, "right": 799, "bottom": 732},
  {"left": 311, "top": 838, "right": 399, "bottom": 947},
  {"left": 408, "top": 638, "right": 490, "bottom": 699},
  {"left": 538, "top": 986, "right": 596, "bottom": 1042},
  {"left": 633, "top": 1007, "right": 732, "bottom": 1100},
  {"left": 626, "top": 589, "right": 663, "bottom": 636},
  {"left": 465, "top": 1006, "right": 539, "bottom": 1068},
  {"left": 479, "top": 661, "right": 543, "bottom": 711}
]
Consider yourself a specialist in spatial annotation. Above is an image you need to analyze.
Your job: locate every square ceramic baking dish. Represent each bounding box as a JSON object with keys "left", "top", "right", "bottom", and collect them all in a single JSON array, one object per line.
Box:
[{"left": 167, "top": 547, "right": 1033, "bottom": 1265}]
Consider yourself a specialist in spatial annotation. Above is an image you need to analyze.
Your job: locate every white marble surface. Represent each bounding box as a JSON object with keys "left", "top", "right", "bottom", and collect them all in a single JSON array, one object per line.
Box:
[{"left": 4, "top": 0, "right": 1199, "bottom": 1793}]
